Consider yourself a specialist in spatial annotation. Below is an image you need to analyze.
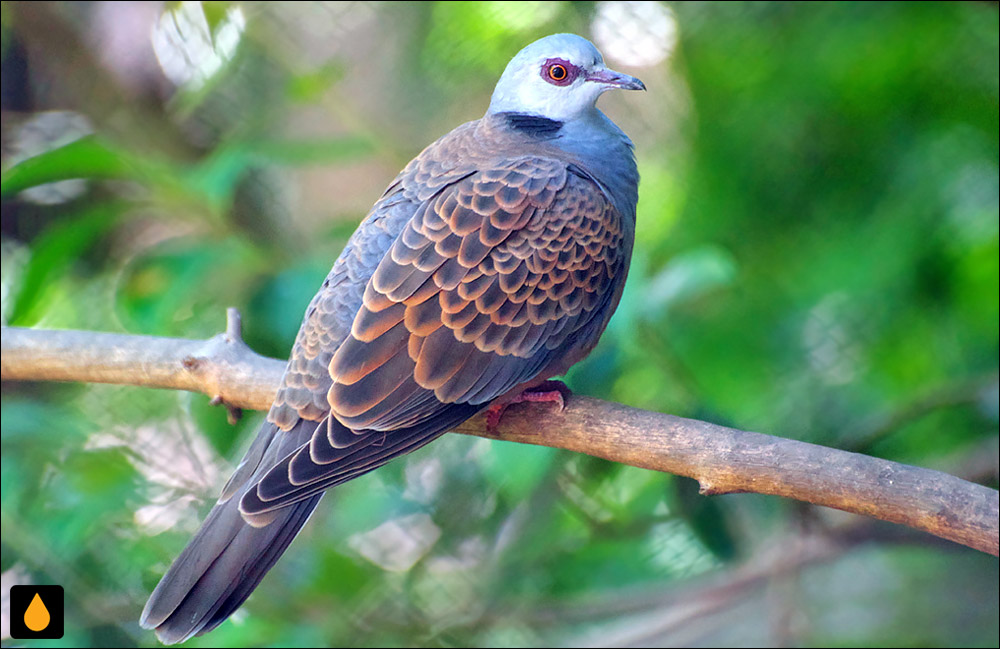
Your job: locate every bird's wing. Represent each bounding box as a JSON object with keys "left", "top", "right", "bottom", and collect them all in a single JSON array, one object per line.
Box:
[
  {"left": 238, "top": 155, "right": 630, "bottom": 520},
  {"left": 140, "top": 179, "right": 460, "bottom": 641}
]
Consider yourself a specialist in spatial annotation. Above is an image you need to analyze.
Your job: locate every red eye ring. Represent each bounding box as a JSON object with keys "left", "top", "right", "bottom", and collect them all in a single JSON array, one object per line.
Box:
[{"left": 541, "top": 59, "right": 576, "bottom": 86}]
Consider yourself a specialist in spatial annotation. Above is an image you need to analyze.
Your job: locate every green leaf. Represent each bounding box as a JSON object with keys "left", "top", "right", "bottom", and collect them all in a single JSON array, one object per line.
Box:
[
  {"left": 116, "top": 235, "right": 260, "bottom": 336},
  {"left": 641, "top": 245, "right": 738, "bottom": 316},
  {"left": 63, "top": 447, "right": 138, "bottom": 499},
  {"left": 0, "top": 136, "right": 183, "bottom": 198},
  {"left": 7, "top": 203, "right": 126, "bottom": 326},
  {"left": 2, "top": 137, "right": 125, "bottom": 197},
  {"left": 480, "top": 439, "right": 557, "bottom": 501},
  {"left": 183, "top": 137, "right": 377, "bottom": 211},
  {"left": 246, "top": 136, "right": 376, "bottom": 166}
]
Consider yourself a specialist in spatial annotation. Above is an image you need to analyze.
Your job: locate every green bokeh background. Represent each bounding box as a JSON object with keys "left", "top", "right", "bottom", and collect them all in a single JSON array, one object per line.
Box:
[{"left": 2, "top": 2, "right": 997, "bottom": 647}]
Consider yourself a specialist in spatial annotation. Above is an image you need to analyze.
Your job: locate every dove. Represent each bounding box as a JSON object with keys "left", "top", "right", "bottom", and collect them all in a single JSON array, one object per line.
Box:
[{"left": 141, "top": 33, "right": 643, "bottom": 644}]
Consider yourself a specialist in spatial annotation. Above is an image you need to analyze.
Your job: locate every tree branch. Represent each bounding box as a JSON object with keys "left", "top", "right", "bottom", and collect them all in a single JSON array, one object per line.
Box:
[{"left": 2, "top": 314, "right": 997, "bottom": 557}]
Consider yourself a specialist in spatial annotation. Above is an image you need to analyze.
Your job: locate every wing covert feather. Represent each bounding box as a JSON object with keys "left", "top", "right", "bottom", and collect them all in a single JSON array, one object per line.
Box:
[
  {"left": 329, "top": 157, "right": 627, "bottom": 429},
  {"left": 241, "top": 154, "right": 629, "bottom": 516}
]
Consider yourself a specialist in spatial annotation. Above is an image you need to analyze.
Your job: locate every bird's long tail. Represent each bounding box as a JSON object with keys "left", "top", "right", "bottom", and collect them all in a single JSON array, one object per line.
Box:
[{"left": 140, "top": 421, "right": 320, "bottom": 645}]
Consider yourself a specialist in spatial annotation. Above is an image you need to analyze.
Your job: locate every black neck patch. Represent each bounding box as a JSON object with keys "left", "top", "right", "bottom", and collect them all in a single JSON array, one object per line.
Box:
[{"left": 500, "top": 112, "right": 564, "bottom": 138}]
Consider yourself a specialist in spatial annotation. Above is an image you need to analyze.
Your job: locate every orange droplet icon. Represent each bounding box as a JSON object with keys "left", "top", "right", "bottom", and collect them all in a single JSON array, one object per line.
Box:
[{"left": 24, "top": 592, "right": 51, "bottom": 632}]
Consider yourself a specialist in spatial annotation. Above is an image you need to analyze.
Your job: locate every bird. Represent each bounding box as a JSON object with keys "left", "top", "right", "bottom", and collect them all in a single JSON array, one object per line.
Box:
[{"left": 140, "top": 32, "right": 643, "bottom": 644}]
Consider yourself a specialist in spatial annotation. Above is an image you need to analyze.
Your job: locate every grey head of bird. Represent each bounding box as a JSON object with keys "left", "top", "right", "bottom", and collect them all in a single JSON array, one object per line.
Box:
[{"left": 488, "top": 33, "right": 646, "bottom": 123}]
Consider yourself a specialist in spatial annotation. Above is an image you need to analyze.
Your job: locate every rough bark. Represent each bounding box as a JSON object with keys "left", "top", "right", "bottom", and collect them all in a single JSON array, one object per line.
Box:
[{"left": 2, "top": 313, "right": 997, "bottom": 556}]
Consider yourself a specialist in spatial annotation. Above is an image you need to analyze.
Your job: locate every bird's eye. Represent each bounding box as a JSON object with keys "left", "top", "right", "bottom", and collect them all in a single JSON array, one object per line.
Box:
[{"left": 541, "top": 59, "right": 576, "bottom": 86}]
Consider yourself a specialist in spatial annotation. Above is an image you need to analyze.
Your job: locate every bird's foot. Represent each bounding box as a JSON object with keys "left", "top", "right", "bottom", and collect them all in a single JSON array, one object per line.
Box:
[{"left": 485, "top": 380, "right": 571, "bottom": 433}]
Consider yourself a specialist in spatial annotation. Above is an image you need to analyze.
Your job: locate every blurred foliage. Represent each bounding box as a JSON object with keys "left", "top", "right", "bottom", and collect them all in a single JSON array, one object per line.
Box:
[{"left": 1, "top": 2, "right": 997, "bottom": 647}]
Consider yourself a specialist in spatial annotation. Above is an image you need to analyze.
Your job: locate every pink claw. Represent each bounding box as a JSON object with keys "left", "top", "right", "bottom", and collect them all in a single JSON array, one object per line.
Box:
[{"left": 485, "top": 380, "right": 571, "bottom": 433}]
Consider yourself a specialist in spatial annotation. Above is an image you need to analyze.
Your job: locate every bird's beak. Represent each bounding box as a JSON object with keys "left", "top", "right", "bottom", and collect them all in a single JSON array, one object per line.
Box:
[{"left": 585, "top": 67, "right": 646, "bottom": 91}]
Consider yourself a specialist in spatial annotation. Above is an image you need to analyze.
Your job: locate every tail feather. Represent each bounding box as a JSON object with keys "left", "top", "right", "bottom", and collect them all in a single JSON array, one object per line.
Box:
[
  {"left": 140, "top": 421, "right": 320, "bottom": 645},
  {"left": 141, "top": 406, "right": 479, "bottom": 643}
]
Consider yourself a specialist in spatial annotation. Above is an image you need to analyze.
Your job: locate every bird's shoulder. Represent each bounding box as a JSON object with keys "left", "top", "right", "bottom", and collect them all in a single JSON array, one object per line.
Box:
[{"left": 385, "top": 116, "right": 604, "bottom": 202}]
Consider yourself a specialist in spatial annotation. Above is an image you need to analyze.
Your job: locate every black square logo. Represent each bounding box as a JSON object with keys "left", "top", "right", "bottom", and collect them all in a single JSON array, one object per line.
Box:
[{"left": 9, "top": 585, "right": 64, "bottom": 639}]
